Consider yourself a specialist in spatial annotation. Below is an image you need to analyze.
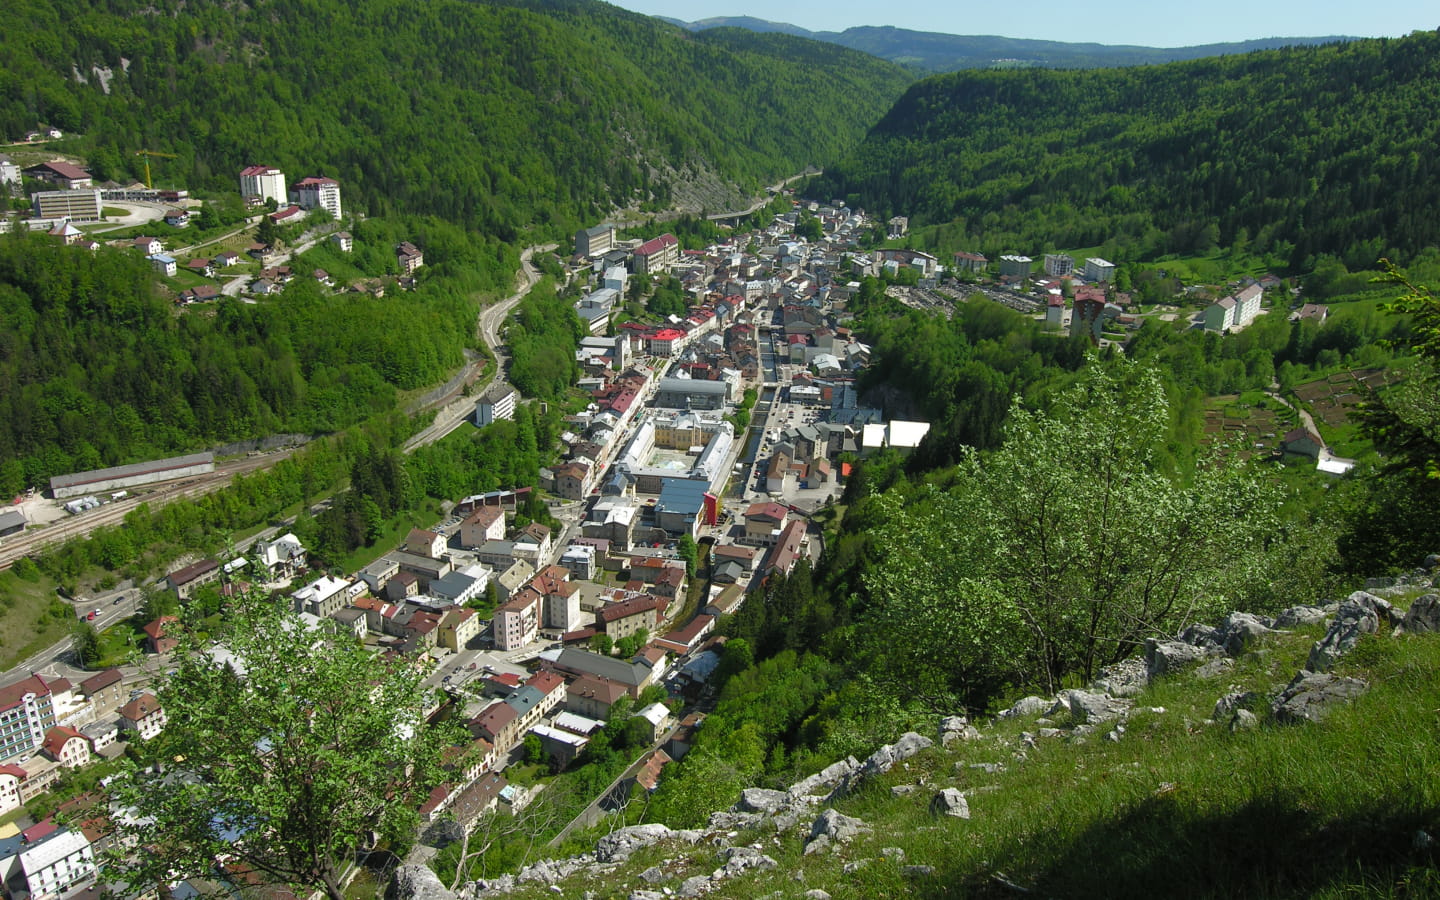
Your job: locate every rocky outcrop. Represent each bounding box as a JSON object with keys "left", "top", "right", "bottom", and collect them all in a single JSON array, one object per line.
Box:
[
  {"left": 930, "top": 788, "right": 970, "bottom": 819},
  {"left": 804, "top": 808, "right": 871, "bottom": 855},
  {"left": 1271, "top": 671, "right": 1369, "bottom": 724},
  {"left": 1307, "top": 592, "right": 1389, "bottom": 672},
  {"left": 389, "top": 865, "right": 457, "bottom": 900},
  {"left": 597, "top": 824, "right": 702, "bottom": 863},
  {"left": 788, "top": 756, "right": 860, "bottom": 798},
  {"left": 939, "top": 715, "right": 981, "bottom": 746},
  {"left": 1273, "top": 604, "right": 1330, "bottom": 629},
  {"left": 1401, "top": 593, "right": 1440, "bottom": 634},
  {"left": 998, "top": 695, "right": 1049, "bottom": 719},
  {"left": 1145, "top": 639, "right": 1218, "bottom": 678}
]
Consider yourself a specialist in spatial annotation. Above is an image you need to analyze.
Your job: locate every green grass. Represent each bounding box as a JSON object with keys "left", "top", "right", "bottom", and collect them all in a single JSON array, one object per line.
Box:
[
  {"left": 101, "top": 206, "right": 128, "bottom": 217},
  {"left": 0, "top": 569, "right": 77, "bottom": 670},
  {"left": 474, "top": 593, "right": 1440, "bottom": 899}
]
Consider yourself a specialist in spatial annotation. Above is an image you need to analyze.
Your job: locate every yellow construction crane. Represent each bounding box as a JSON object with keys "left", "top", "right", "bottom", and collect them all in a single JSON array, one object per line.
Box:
[{"left": 134, "top": 149, "right": 177, "bottom": 189}]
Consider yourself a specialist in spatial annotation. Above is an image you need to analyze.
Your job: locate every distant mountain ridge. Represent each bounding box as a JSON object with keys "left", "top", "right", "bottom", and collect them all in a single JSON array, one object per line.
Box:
[{"left": 665, "top": 16, "right": 1358, "bottom": 71}]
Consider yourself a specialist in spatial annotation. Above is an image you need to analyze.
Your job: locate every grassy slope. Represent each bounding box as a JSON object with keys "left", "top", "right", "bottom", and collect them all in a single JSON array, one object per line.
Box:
[{"left": 486, "top": 590, "right": 1440, "bottom": 899}]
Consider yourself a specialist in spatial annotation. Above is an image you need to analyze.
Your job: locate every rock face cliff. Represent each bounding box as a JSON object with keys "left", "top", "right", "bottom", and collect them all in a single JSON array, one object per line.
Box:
[{"left": 393, "top": 557, "right": 1440, "bottom": 900}]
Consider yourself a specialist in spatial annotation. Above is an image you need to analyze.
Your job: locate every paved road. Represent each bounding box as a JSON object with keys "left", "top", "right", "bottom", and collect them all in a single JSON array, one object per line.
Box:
[{"left": 403, "top": 243, "right": 555, "bottom": 452}]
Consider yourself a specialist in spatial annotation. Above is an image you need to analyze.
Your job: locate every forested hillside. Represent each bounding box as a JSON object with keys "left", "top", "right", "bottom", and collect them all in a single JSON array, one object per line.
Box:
[
  {"left": 673, "top": 18, "right": 1352, "bottom": 72},
  {"left": 0, "top": 222, "right": 513, "bottom": 495},
  {"left": 816, "top": 31, "right": 1440, "bottom": 269},
  {"left": 0, "top": 0, "right": 912, "bottom": 238}
]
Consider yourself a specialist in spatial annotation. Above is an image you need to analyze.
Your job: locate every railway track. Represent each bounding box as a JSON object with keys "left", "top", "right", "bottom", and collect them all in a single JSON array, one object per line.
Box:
[{"left": 0, "top": 451, "right": 290, "bottom": 568}]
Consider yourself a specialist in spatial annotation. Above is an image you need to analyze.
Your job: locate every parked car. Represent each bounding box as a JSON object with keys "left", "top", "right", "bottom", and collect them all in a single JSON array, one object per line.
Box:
[{"left": 86, "top": 610, "right": 98, "bottom": 620}]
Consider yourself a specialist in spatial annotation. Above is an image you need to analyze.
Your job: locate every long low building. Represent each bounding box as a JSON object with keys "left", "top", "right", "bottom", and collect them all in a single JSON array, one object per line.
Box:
[{"left": 49, "top": 451, "right": 215, "bottom": 499}]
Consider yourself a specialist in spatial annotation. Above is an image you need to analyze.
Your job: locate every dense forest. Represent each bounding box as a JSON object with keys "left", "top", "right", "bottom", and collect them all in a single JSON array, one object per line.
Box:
[
  {"left": 0, "top": 0, "right": 911, "bottom": 238},
  {"left": 0, "top": 222, "right": 515, "bottom": 493},
  {"left": 815, "top": 31, "right": 1440, "bottom": 269}
]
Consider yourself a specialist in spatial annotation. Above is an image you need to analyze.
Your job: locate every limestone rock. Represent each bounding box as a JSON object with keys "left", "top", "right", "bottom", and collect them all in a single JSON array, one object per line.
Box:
[
  {"left": 881, "top": 847, "right": 906, "bottom": 861},
  {"left": 903, "top": 866, "right": 937, "bottom": 877},
  {"left": 1178, "top": 623, "right": 1221, "bottom": 648},
  {"left": 860, "top": 732, "right": 934, "bottom": 777},
  {"left": 1061, "top": 689, "right": 1132, "bottom": 724},
  {"left": 803, "top": 891, "right": 833, "bottom": 900},
  {"left": 1401, "top": 593, "right": 1440, "bottom": 634},
  {"left": 788, "top": 756, "right": 860, "bottom": 798},
  {"left": 1229, "top": 709, "right": 1258, "bottom": 731},
  {"left": 1216, "top": 611, "right": 1277, "bottom": 656},
  {"left": 708, "top": 810, "right": 762, "bottom": 830},
  {"left": 1145, "top": 639, "right": 1216, "bottom": 678},
  {"left": 998, "top": 695, "right": 1048, "bottom": 719},
  {"left": 677, "top": 875, "right": 711, "bottom": 897},
  {"left": 930, "top": 788, "right": 971, "bottom": 819},
  {"left": 714, "top": 846, "right": 778, "bottom": 880},
  {"left": 939, "top": 715, "right": 981, "bottom": 745},
  {"left": 1271, "top": 671, "right": 1368, "bottom": 724},
  {"left": 1092, "top": 656, "right": 1150, "bottom": 697},
  {"left": 388, "top": 865, "right": 456, "bottom": 900},
  {"left": 629, "top": 892, "right": 666, "bottom": 900},
  {"left": 1307, "top": 597, "right": 1381, "bottom": 672},
  {"left": 807, "top": 808, "right": 870, "bottom": 852},
  {"left": 1273, "top": 605, "right": 1329, "bottom": 629},
  {"left": 736, "top": 787, "right": 789, "bottom": 814},
  {"left": 639, "top": 866, "right": 666, "bottom": 885},
  {"left": 595, "top": 824, "right": 676, "bottom": 863},
  {"left": 1213, "top": 691, "right": 1260, "bottom": 721}
]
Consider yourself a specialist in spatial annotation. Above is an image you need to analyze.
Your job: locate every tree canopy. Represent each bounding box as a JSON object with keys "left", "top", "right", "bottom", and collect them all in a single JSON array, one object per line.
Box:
[{"left": 104, "top": 595, "right": 463, "bottom": 900}]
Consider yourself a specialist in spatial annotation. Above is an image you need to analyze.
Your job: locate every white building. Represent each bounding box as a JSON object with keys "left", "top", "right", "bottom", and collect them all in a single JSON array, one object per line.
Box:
[
  {"left": 291, "top": 175, "right": 342, "bottom": 219},
  {"left": 239, "top": 165, "right": 287, "bottom": 206},
  {"left": 10, "top": 828, "right": 96, "bottom": 900},
  {"left": 1044, "top": 253, "right": 1075, "bottom": 277},
  {"left": 998, "top": 255, "right": 1033, "bottom": 277},
  {"left": 1083, "top": 257, "right": 1117, "bottom": 283},
  {"left": 476, "top": 384, "right": 519, "bottom": 426}
]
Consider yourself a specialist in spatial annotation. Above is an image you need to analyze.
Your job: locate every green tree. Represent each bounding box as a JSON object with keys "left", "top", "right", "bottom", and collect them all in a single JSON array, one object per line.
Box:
[
  {"left": 70, "top": 619, "right": 100, "bottom": 667},
  {"left": 676, "top": 534, "right": 698, "bottom": 577},
  {"left": 103, "top": 594, "right": 463, "bottom": 900},
  {"left": 590, "top": 633, "right": 614, "bottom": 656},
  {"left": 861, "top": 361, "right": 1282, "bottom": 706}
]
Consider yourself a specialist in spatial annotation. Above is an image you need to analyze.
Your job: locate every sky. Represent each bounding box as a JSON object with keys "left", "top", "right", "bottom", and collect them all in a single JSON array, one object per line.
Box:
[{"left": 608, "top": 0, "right": 1437, "bottom": 48}]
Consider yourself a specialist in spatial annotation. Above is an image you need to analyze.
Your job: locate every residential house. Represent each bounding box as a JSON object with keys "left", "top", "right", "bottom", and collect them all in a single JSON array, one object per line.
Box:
[
  {"left": 764, "top": 519, "right": 808, "bottom": 580},
  {"left": 0, "top": 825, "right": 97, "bottom": 900},
  {"left": 385, "top": 571, "right": 420, "bottom": 603},
  {"left": 255, "top": 533, "right": 307, "bottom": 580},
  {"left": 632, "top": 233, "right": 680, "bottom": 275},
  {"left": 118, "top": 693, "right": 166, "bottom": 740},
  {"left": 0, "top": 676, "right": 57, "bottom": 763},
  {"left": 459, "top": 506, "right": 506, "bottom": 549},
  {"left": 358, "top": 557, "right": 400, "bottom": 595},
  {"left": 631, "top": 702, "right": 674, "bottom": 744},
  {"left": 1281, "top": 427, "right": 1325, "bottom": 459},
  {"left": 494, "top": 592, "right": 540, "bottom": 651},
  {"left": 40, "top": 727, "right": 90, "bottom": 768},
  {"left": 430, "top": 564, "right": 489, "bottom": 606},
  {"left": 185, "top": 258, "right": 214, "bottom": 277},
  {"left": 552, "top": 462, "right": 591, "bottom": 502},
  {"left": 475, "top": 384, "right": 518, "bottom": 426},
  {"left": 239, "top": 165, "right": 287, "bottom": 206},
  {"left": 132, "top": 236, "right": 163, "bottom": 256},
  {"left": 167, "top": 558, "right": 220, "bottom": 600},
  {"left": 214, "top": 250, "right": 241, "bottom": 268},
  {"left": 164, "top": 209, "right": 190, "bottom": 228},
  {"left": 396, "top": 241, "right": 424, "bottom": 274},
  {"left": 437, "top": 608, "right": 481, "bottom": 652},
  {"left": 48, "top": 222, "right": 83, "bottom": 245},
  {"left": 0, "top": 765, "right": 25, "bottom": 815},
  {"left": 742, "top": 502, "right": 789, "bottom": 546},
  {"left": 290, "top": 175, "right": 342, "bottom": 219},
  {"left": 998, "top": 255, "right": 1033, "bottom": 278},
  {"left": 331, "top": 231, "right": 353, "bottom": 252},
  {"left": 142, "top": 616, "right": 180, "bottom": 655},
  {"left": 292, "top": 575, "right": 353, "bottom": 618},
  {"left": 564, "top": 674, "right": 629, "bottom": 719},
  {"left": 599, "top": 595, "right": 661, "bottom": 641},
  {"left": 952, "top": 251, "right": 988, "bottom": 273},
  {"left": 148, "top": 253, "right": 177, "bottom": 277},
  {"left": 406, "top": 528, "right": 448, "bottom": 560},
  {"left": 78, "top": 670, "right": 125, "bottom": 716}
]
